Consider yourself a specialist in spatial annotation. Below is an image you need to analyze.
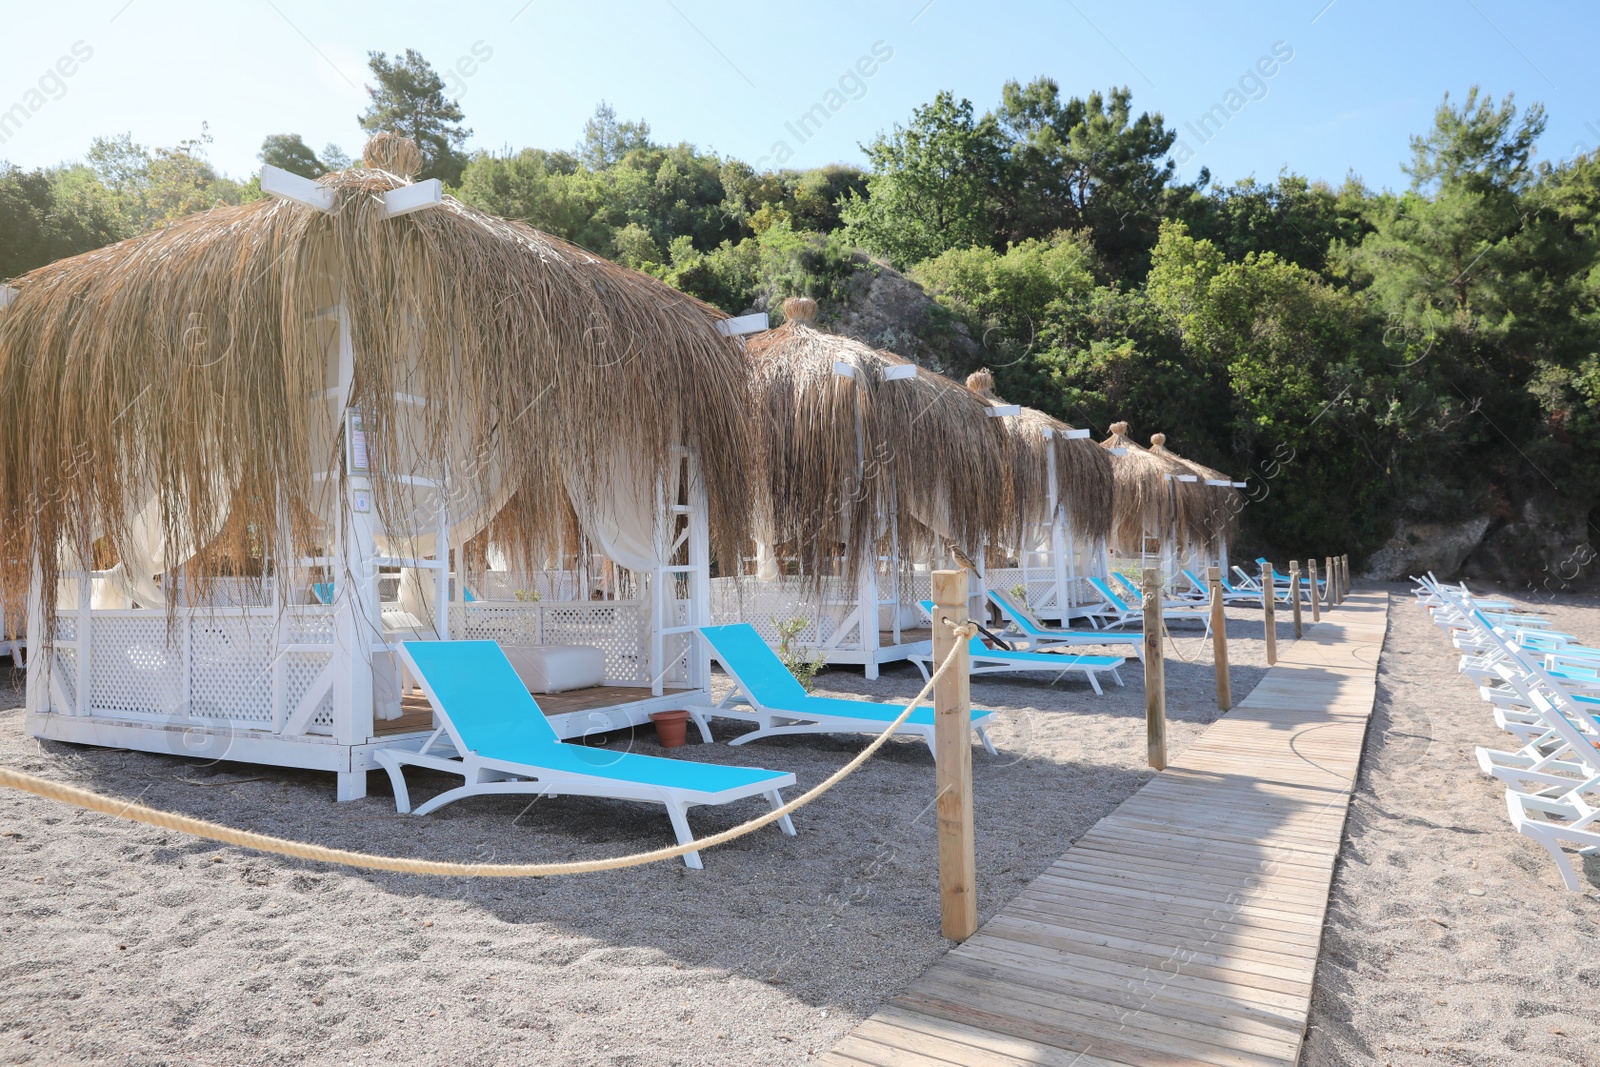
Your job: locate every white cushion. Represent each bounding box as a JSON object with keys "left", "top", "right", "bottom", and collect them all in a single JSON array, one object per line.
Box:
[{"left": 501, "top": 644, "right": 606, "bottom": 694}]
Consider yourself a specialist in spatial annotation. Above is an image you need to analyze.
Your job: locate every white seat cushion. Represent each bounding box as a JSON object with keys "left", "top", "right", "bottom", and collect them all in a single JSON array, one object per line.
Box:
[{"left": 501, "top": 644, "right": 606, "bottom": 694}]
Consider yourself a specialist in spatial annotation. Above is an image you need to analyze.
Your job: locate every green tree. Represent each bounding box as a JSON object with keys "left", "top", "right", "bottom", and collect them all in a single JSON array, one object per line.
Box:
[
  {"left": 258, "top": 133, "right": 327, "bottom": 178},
  {"left": 0, "top": 162, "right": 127, "bottom": 279},
  {"left": 1176, "top": 172, "right": 1371, "bottom": 277},
  {"left": 85, "top": 126, "right": 249, "bottom": 234},
  {"left": 992, "top": 81, "right": 1179, "bottom": 280},
  {"left": 577, "top": 101, "right": 652, "bottom": 169},
  {"left": 455, "top": 148, "right": 592, "bottom": 243},
  {"left": 840, "top": 91, "right": 1005, "bottom": 266},
  {"left": 1345, "top": 87, "right": 1545, "bottom": 326},
  {"left": 359, "top": 49, "right": 471, "bottom": 184}
]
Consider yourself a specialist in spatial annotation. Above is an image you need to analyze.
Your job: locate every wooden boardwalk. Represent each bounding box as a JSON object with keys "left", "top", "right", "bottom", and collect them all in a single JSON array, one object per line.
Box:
[{"left": 823, "top": 591, "right": 1389, "bottom": 1067}]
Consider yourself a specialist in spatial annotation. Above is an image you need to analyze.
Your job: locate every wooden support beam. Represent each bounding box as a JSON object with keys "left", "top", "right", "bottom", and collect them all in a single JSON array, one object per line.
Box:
[
  {"left": 1290, "top": 562, "right": 1304, "bottom": 639},
  {"left": 1207, "top": 565, "right": 1230, "bottom": 712},
  {"left": 1142, "top": 570, "right": 1167, "bottom": 769},
  {"left": 381, "top": 178, "right": 443, "bottom": 219},
  {"left": 715, "top": 312, "right": 769, "bottom": 337},
  {"left": 1262, "top": 561, "right": 1277, "bottom": 666},
  {"left": 260, "top": 164, "right": 335, "bottom": 212},
  {"left": 931, "top": 570, "right": 977, "bottom": 942},
  {"left": 1308, "top": 558, "right": 1321, "bottom": 623}
]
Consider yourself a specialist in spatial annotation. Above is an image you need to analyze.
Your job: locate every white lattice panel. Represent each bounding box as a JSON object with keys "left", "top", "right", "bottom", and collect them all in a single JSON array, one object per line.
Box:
[
  {"left": 451, "top": 601, "right": 648, "bottom": 684},
  {"left": 284, "top": 651, "right": 335, "bottom": 732},
  {"left": 50, "top": 647, "right": 77, "bottom": 711},
  {"left": 287, "top": 610, "right": 335, "bottom": 645},
  {"left": 985, "top": 568, "right": 1059, "bottom": 613},
  {"left": 708, "top": 577, "right": 857, "bottom": 648},
  {"left": 540, "top": 602, "right": 648, "bottom": 684},
  {"left": 189, "top": 616, "right": 275, "bottom": 723},
  {"left": 89, "top": 616, "right": 184, "bottom": 716},
  {"left": 902, "top": 571, "right": 934, "bottom": 607},
  {"left": 1067, "top": 576, "right": 1101, "bottom": 608}
]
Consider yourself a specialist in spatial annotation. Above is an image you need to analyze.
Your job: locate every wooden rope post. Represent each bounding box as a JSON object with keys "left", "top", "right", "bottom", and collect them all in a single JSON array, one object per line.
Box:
[
  {"left": 1333, "top": 555, "right": 1344, "bottom": 605},
  {"left": 1308, "top": 558, "right": 1321, "bottom": 623},
  {"left": 1324, "top": 556, "right": 1335, "bottom": 610},
  {"left": 1342, "top": 553, "right": 1352, "bottom": 599},
  {"left": 1142, "top": 570, "right": 1167, "bottom": 769},
  {"left": 1290, "top": 562, "right": 1303, "bottom": 639},
  {"left": 1262, "top": 561, "right": 1277, "bottom": 666},
  {"left": 1207, "top": 565, "right": 1231, "bottom": 711},
  {"left": 930, "top": 569, "right": 977, "bottom": 941}
]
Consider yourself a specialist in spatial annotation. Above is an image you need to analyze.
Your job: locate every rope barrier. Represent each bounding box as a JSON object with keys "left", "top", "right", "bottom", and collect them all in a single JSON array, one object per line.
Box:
[{"left": 0, "top": 620, "right": 979, "bottom": 878}]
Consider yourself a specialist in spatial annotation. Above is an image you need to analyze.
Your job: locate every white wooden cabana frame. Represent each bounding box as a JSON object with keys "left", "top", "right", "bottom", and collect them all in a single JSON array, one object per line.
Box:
[
  {"left": 21, "top": 169, "right": 746, "bottom": 800},
  {"left": 982, "top": 422, "right": 1108, "bottom": 624}
]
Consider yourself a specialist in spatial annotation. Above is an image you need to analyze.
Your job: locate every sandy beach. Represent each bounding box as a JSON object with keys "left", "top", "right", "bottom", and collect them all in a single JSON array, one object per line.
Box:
[
  {"left": 1301, "top": 586, "right": 1600, "bottom": 1066},
  {"left": 1, "top": 591, "right": 1597, "bottom": 1066}
]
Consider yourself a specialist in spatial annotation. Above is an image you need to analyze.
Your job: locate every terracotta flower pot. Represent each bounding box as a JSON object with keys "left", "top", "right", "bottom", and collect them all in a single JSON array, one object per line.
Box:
[{"left": 648, "top": 709, "right": 691, "bottom": 748}]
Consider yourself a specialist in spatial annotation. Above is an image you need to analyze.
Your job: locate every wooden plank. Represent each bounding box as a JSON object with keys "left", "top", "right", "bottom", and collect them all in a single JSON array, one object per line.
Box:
[
  {"left": 931, "top": 570, "right": 977, "bottom": 941},
  {"left": 925, "top": 956, "right": 1308, "bottom": 1051},
  {"left": 823, "top": 592, "right": 1388, "bottom": 1066}
]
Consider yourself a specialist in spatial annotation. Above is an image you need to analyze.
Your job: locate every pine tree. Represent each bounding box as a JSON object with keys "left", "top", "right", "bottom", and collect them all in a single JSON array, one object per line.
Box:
[{"left": 358, "top": 49, "right": 471, "bottom": 185}]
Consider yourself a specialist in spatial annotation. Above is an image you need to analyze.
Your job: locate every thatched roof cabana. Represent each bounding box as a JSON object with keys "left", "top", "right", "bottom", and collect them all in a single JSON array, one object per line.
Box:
[
  {"left": 0, "top": 144, "right": 752, "bottom": 609},
  {"left": 962, "top": 369, "right": 1112, "bottom": 544},
  {"left": 1147, "top": 433, "right": 1241, "bottom": 551},
  {"left": 745, "top": 298, "right": 1012, "bottom": 581},
  {"left": 1098, "top": 421, "right": 1208, "bottom": 555}
]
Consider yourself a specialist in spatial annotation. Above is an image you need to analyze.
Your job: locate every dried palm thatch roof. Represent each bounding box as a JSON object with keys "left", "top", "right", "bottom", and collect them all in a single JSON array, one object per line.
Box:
[
  {"left": 963, "top": 369, "right": 1112, "bottom": 543},
  {"left": 1147, "top": 433, "right": 1241, "bottom": 551},
  {"left": 1099, "top": 421, "right": 1209, "bottom": 555},
  {"left": 0, "top": 152, "right": 751, "bottom": 615},
  {"left": 745, "top": 298, "right": 1013, "bottom": 580}
]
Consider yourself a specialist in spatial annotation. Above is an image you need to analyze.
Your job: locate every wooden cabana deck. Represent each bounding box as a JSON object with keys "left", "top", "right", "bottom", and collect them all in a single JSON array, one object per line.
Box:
[
  {"left": 822, "top": 591, "right": 1388, "bottom": 1067},
  {"left": 375, "top": 686, "right": 695, "bottom": 738}
]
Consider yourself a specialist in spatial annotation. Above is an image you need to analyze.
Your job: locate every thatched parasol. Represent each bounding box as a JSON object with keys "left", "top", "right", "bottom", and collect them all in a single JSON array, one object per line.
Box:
[
  {"left": 744, "top": 298, "right": 1012, "bottom": 581},
  {"left": 0, "top": 138, "right": 752, "bottom": 614},
  {"left": 1147, "top": 433, "right": 1241, "bottom": 551},
  {"left": 963, "top": 369, "right": 1112, "bottom": 543},
  {"left": 1098, "top": 421, "right": 1208, "bottom": 555}
]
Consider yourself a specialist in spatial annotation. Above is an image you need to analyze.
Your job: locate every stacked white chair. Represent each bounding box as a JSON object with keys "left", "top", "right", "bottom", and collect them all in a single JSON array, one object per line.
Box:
[{"left": 1414, "top": 573, "right": 1600, "bottom": 891}]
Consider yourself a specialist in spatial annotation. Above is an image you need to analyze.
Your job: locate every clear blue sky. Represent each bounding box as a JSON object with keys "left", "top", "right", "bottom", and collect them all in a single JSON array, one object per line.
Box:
[{"left": 2, "top": 0, "right": 1595, "bottom": 192}]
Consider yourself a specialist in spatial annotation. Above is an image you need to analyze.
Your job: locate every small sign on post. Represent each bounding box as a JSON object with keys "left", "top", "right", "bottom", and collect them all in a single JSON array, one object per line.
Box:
[
  {"left": 930, "top": 569, "right": 977, "bottom": 942},
  {"left": 1308, "top": 559, "right": 1321, "bottom": 623},
  {"left": 1290, "top": 563, "right": 1304, "bottom": 639},
  {"left": 1262, "top": 561, "right": 1278, "bottom": 666},
  {"left": 1142, "top": 570, "right": 1167, "bottom": 769},
  {"left": 1208, "top": 565, "right": 1231, "bottom": 711}
]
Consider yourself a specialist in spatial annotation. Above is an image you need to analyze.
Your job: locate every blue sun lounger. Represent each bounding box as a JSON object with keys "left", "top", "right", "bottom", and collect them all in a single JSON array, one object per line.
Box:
[
  {"left": 694, "top": 623, "right": 998, "bottom": 759},
  {"left": 986, "top": 589, "right": 1142, "bottom": 660},
  {"left": 1181, "top": 568, "right": 1261, "bottom": 604},
  {"left": 1085, "top": 576, "right": 1212, "bottom": 634},
  {"left": 912, "top": 602, "right": 1128, "bottom": 694},
  {"left": 376, "top": 640, "right": 797, "bottom": 869}
]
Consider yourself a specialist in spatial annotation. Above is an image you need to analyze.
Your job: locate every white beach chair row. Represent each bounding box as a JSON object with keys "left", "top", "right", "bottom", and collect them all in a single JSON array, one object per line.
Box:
[{"left": 1414, "top": 574, "right": 1600, "bottom": 891}]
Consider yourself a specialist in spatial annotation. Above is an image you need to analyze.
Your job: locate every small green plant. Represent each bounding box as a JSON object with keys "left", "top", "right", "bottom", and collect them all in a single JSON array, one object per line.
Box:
[
  {"left": 1010, "top": 584, "right": 1030, "bottom": 612},
  {"left": 773, "top": 615, "right": 828, "bottom": 691},
  {"left": 513, "top": 589, "right": 542, "bottom": 602}
]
